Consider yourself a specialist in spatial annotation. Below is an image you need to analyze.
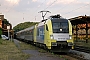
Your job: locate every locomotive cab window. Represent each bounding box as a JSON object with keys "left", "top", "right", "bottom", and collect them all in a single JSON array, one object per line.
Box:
[
  {"left": 46, "top": 24, "right": 48, "bottom": 31},
  {"left": 51, "top": 19, "right": 69, "bottom": 33}
]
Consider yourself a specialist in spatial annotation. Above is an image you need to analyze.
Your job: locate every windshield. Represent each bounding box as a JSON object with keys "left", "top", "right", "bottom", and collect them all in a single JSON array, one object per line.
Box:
[{"left": 52, "top": 19, "right": 69, "bottom": 33}]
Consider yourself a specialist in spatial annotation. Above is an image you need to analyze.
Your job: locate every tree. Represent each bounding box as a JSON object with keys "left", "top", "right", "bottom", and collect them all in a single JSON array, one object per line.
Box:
[
  {"left": 13, "top": 22, "right": 39, "bottom": 32},
  {"left": 3, "top": 19, "right": 10, "bottom": 25}
]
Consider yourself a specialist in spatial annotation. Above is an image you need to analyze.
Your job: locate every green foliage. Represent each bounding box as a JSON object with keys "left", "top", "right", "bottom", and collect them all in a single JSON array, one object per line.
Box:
[
  {"left": 3, "top": 19, "right": 11, "bottom": 25},
  {"left": 13, "top": 22, "right": 39, "bottom": 32}
]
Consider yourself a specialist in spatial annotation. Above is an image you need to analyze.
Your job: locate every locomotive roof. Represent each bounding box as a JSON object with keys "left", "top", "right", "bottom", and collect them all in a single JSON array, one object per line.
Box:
[{"left": 69, "top": 15, "right": 90, "bottom": 25}]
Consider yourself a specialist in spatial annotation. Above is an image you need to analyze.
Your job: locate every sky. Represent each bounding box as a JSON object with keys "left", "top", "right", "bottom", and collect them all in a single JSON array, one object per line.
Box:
[{"left": 0, "top": 0, "right": 90, "bottom": 28}]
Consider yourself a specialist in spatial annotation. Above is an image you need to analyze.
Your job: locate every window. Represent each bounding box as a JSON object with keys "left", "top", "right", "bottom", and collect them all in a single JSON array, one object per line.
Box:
[
  {"left": 46, "top": 24, "right": 48, "bottom": 31},
  {"left": 51, "top": 18, "right": 69, "bottom": 33}
]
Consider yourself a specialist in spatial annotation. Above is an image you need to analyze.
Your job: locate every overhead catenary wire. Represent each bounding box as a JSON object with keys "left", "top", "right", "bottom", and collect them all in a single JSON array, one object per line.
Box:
[
  {"left": 5, "top": 1, "right": 18, "bottom": 14},
  {"left": 28, "top": 0, "right": 47, "bottom": 21},
  {"left": 43, "top": 0, "right": 57, "bottom": 11},
  {"left": 5, "top": 0, "right": 47, "bottom": 22},
  {"left": 34, "top": 0, "right": 90, "bottom": 22},
  {"left": 32, "top": 0, "right": 58, "bottom": 21},
  {"left": 35, "top": 0, "right": 46, "bottom": 12},
  {"left": 54, "top": 0, "right": 78, "bottom": 14},
  {"left": 63, "top": 3, "right": 90, "bottom": 16},
  {"left": 32, "top": 0, "right": 47, "bottom": 21},
  {"left": 4, "top": 0, "right": 90, "bottom": 23},
  {"left": 49, "top": 0, "right": 90, "bottom": 18}
]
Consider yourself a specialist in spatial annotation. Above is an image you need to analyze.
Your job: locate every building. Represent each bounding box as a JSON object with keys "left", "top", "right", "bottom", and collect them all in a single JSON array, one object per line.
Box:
[
  {"left": 0, "top": 15, "right": 14, "bottom": 38},
  {"left": 0, "top": 15, "right": 4, "bottom": 36},
  {"left": 69, "top": 15, "right": 90, "bottom": 42}
]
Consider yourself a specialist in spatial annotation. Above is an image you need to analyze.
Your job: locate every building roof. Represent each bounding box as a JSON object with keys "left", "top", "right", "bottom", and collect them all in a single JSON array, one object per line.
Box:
[{"left": 69, "top": 15, "right": 90, "bottom": 25}]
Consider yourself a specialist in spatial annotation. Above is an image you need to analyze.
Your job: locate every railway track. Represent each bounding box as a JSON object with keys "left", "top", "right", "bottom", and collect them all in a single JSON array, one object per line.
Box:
[
  {"left": 36, "top": 45, "right": 90, "bottom": 60},
  {"left": 74, "top": 46, "right": 90, "bottom": 53},
  {"left": 53, "top": 46, "right": 90, "bottom": 60},
  {"left": 54, "top": 51, "right": 87, "bottom": 60},
  {"left": 68, "top": 51, "right": 86, "bottom": 60},
  {"left": 69, "top": 49, "right": 90, "bottom": 60}
]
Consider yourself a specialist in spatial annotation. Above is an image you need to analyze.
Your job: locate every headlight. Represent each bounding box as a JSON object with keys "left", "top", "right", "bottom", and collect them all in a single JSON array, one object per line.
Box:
[
  {"left": 69, "top": 35, "right": 72, "bottom": 39},
  {"left": 50, "top": 35, "right": 54, "bottom": 39}
]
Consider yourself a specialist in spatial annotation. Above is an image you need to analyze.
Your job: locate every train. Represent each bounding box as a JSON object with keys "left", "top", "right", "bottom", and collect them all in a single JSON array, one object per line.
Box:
[{"left": 16, "top": 14, "right": 74, "bottom": 52}]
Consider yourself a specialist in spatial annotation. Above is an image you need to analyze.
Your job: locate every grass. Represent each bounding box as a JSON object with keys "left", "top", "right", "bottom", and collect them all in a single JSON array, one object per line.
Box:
[
  {"left": 18, "top": 42, "right": 36, "bottom": 50},
  {"left": 0, "top": 39, "right": 2, "bottom": 44},
  {"left": 0, "top": 39, "right": 30, "bottom": 60},
  {"left": 18, "top": 41, "right": 47, "bottom": 53},
  {"left": 38, "top": 49, "right": 47, "bottom": 53}
]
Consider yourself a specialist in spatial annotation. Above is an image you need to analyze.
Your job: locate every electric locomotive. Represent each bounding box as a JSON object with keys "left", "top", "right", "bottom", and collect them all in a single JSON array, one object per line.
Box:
[
  {"left": 36, "top": 14, "right": 74, "bottom": 52},
  {"left": 16, "top": 14, "right": 74, "bottom": 52}
]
